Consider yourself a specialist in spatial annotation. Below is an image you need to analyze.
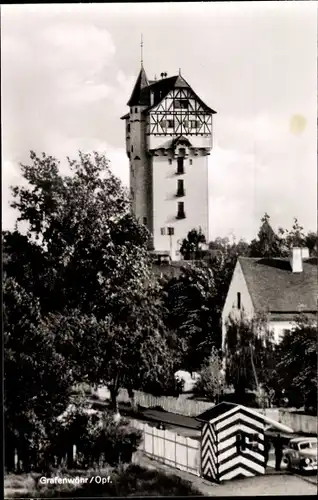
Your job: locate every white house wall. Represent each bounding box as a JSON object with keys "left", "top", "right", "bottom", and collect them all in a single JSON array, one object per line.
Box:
[
  {"left": 268, "top": 320, "right": 294, "bottom": 344},
  {"left": 221, "top": 260, "right": 255, "bottom": 351}
]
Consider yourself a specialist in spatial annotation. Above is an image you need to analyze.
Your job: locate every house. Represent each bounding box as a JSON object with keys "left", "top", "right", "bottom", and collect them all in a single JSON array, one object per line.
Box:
[{"left": 222, "top": 247, "right": 317, "bottom": 347}]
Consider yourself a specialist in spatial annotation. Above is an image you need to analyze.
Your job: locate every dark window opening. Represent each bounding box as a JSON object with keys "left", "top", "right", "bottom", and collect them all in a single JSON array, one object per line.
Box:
[
  {"left": 190, "top": 159, "right": 193, "bottom": 165},
  {"left": 160, "top": 227, "right": 166, "bottom": 235},
  {"left": 127, "top": 124, "right": 130, "bottom": 133},
  {"left": 190, "top": 120, "right": 199, "bottom": 129},
  {"left": 130, "top": 188, "right": 134, "bottom": 199},
  {"left": 131, "top": 145, "right": 134, "bottom": 152},
  {"left": 167, "top": 119, "right": 174, "bottom": 129},
  {"left": 169, "top": 159, "right": 172, "bottom": 165},
  {"left": 237, "top": 292, "right": 241, "bottom": 310},
  {"left": 143, "top": 217, "right": 147, "bottom": 225},
  {"left": 177, "top": 179, "right": 185, "bottom": 197},
  {"left": 168, "top": 227, "right": 174, "bottom": 236},
  {"left": 177, "top": 157, "right": 184, "bottom": 174},
  {"left": 135, "top": 107, "right": 138, "bottom": 113},
  {"left": 175, "top": 99, "right": 189, "bottom": 109},
  {"left": 177, "top": 202, "right": 185, "bottom": 219}
]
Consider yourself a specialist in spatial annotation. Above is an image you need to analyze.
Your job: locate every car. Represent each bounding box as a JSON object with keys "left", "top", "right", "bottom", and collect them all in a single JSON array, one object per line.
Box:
[{"left": 283, "top": 437, "right": 317, "bottom": 473}]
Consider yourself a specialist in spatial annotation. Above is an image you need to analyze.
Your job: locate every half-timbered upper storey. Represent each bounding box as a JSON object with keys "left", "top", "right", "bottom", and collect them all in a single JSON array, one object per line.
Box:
[{"left": 121, "top": 67, "right": 217, "bottom": 151}]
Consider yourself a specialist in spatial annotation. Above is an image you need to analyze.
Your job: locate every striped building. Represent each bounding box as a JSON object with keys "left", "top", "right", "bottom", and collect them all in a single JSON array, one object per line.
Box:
[{"left": 198, "top": 402, "right": 265, "bottom": 482}]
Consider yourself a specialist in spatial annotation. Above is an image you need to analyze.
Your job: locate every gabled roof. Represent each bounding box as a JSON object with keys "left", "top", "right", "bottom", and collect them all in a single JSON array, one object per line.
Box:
[
  {"left": 238, "top": 257, "right": 317, "bottom": 314},
  {"left": 125, "top": 67, "right": 216, "bottom": 113}
]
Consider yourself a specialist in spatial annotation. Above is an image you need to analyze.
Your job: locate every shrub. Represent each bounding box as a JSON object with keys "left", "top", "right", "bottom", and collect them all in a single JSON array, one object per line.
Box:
[
  {"left": 6, "top": 465, "right": 202, "bottom": 497},
  {"left": 193, "top": 347, "right": 225, "bottom": 401}
]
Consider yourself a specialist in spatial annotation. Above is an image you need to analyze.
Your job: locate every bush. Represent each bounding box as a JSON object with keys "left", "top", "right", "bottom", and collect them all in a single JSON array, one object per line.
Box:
[
  {"left": 50, "top": 406, "right": 142, "bottom": 469},
  {"left": 7, "top": 404, "right": 142, "bottom": 473},
  {"left": 193, "top": 348, "right": 225, "bottom": 401},
  {"left": 6, "top": 465, "right": 202, "bottom": 497}
]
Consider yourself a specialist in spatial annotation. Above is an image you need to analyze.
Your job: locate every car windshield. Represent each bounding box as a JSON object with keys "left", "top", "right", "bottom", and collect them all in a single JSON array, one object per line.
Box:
[{"left": 298, "top": 441, "right": 315, "bottom": 450}]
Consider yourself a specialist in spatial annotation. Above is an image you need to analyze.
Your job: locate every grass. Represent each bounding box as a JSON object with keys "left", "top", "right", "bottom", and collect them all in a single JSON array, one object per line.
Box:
[{"left": 4, "top": 464, "right": 202, "bottom": 497}]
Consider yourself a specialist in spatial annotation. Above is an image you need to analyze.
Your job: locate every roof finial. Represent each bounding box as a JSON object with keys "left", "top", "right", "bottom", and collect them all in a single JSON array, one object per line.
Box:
[
  {"left": 140, "top": 33, "right": 143, "bottom": 67},
  {"left": 179, "top": 67, "right": 181, "bottom": 76}
]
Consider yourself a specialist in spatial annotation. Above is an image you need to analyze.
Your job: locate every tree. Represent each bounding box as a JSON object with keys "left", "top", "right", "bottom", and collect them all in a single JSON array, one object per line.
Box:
[
  {"left": 272, "top": 316, "right": 317, "bottom": 412},
  {"left": 3, "top": 276, "right": 78, "bottom": 471},
  {"left": 5, "top": 151, "right": 173, "bottom": 416},
  {"left": 163, "top": 263, "right": 219, "bottom": 372},
  {"left": 179, "top": 228, "right": 207, "bottom": 260},
  {"left": 193, "top": 347, "right": 225, "bottom": 402},
  {"left": 224, "top": 312, "right": 276, "bottom": 400},
  {"left": 250, "top": 213, "right": 285, "bottom": 257}
]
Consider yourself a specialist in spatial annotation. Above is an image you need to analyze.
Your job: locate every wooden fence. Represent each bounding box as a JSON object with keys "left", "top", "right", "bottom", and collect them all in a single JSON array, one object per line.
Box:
[
  {"left": 117, "top": 390, "right": 214, "bottom": 416},
  {"left": 130, "top": 419, "right": 201, "bottom": 476}
]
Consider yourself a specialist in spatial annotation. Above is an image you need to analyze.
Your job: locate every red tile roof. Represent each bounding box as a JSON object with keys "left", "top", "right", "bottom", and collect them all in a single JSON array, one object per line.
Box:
[{"left": 239, "top": 257, "right": 317, "bottom": 314}]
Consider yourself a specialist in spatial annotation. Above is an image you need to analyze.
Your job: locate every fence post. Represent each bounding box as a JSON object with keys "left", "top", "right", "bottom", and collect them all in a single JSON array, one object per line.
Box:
[
  {"left": 175, "top": 433, "right": 177, "bottom": 469},
  {"left": 186, "top": 439, "right": 188, "bottom": 473}
]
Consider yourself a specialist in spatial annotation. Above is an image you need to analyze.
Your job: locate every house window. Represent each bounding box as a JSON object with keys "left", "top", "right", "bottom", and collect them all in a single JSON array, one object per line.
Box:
[
  {"left": 177, "top": 179, "right": 185, "bottom": 197},
  {"left": 127, "top": 124, "right": 130, "bottom": 133},
  {"left": 135, "top": 107, "right": 138, "bottom": 113},
  {"left": 237, "top": 292, "right": 241, "bottom": 310},
  {"left": 177, "top": 202, "right": 185, "bottom": 219},
  {"left": 175, "top": 99, "right": 189, "bottom": 109},
  {"left": 189, "top": 159, "right": 193, "bottom": 165},
  {"left": 177, "top": 157, "right": 184, "bottom": 174},
  {"left": 143, "top": 217, "right": 147, "bottom": 225},
  {"left": 168, "top": 227, "right": 174, "bottom": 236},
  {"left": 160, "top": 227, "right": 166, "bottom": 235},
  {"left": 169, "top": 159, "right": 172, "bottom": 165},
  {"left": 167, "top": 119, "right": 174, "bottom": 129}
]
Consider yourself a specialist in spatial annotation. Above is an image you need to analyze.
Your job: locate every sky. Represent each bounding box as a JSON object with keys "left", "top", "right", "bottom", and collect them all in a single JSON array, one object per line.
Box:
[{"left": 2, "top": 2, "right": 317, "bottom": 242}]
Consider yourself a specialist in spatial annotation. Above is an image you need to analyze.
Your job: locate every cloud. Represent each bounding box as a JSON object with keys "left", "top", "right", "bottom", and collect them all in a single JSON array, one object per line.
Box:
[{"left": 1, "top": 3, "right": 316, "bottom": 241}]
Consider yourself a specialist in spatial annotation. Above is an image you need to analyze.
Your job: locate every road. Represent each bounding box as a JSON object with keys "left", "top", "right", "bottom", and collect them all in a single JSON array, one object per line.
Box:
[{"left": 135, "top": 451, "right": 317, "bottom": 496}]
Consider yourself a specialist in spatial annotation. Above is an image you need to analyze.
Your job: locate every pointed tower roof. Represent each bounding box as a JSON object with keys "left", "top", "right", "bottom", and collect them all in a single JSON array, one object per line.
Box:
[{"left": 127, "top": 66, "right": 149, "bottom": 106}]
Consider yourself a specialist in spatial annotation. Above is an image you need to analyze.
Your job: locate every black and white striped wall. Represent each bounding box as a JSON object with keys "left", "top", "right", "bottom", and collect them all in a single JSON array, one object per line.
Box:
[{"left": 199, "top": 403, "right": 265, "bottom": 482}]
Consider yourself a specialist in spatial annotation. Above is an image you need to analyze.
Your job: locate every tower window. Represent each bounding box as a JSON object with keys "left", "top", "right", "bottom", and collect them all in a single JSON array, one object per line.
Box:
[
  {"left": 169, "top": 159, "right": 172, "bottom": 165},
  {"left": 175, "top": 99, "right": 189, "bottom": 109},
  {"left": 130, "top": 188, "right": 134, "bottom": 199},
  {"left": 177, "top": 157, "right": 184, "bottom": 174},
  {"left": 177, "top": 202, "right": 185, "bottom": 219},
  {"left": 168, "top": 227, "right": 175, "bottom": 236},
  {"left": 131, "top": 145, "right": 133, "bottom": 152},
  {"left": 177, "top": 179, "right": 185, "bottom": 197},
  {"left": 143, "top": 217, "right": 147, "bottom": 225},
  {"left": 160, "top": 227, "right": 166, "bottom": 235},
  {"left": 189, "top": 159, "right": 193, "bottom": 165},
  {"left": 237, "top": 292, "right": 241, "bottom": 310},
  {"left": 127, "top": 124, "right": 130, "bottom": 133},
  {"left": 135, "top": 107, "right": 138, "bottom": 113}
]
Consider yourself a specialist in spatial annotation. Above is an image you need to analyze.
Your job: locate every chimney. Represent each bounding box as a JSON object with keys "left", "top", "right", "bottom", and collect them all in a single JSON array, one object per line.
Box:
[
  {"left": 150, "top": 91, "right": 154, "bottom": 106},
  {"left": 289, "top": 247, "right": 303, "bottom": 273}
]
